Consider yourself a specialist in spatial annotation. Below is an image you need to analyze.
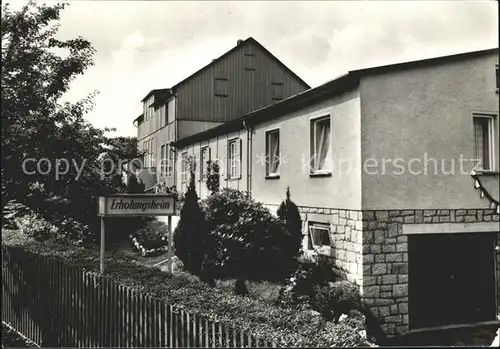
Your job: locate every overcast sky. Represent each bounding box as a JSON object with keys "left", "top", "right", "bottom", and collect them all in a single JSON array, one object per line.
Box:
[{"left": 13, "top": 0, "right": 500, "bottom": 136}]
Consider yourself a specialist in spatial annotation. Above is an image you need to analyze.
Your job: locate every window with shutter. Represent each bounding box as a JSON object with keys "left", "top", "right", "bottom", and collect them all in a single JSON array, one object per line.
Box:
[
  {"left": 271, "top": 82, "right": 284, "bottom": 100},
  {"left": 214, "top": 78, "right": 228, "bottom": 97}
]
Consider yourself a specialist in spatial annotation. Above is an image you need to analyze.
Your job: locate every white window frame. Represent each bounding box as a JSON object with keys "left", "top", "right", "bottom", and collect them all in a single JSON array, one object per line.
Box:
[
  {"left": 160, "top": 145, "right": 166, "bottom": 176},
  {"left": 200, "top": 146, "right": 210, "bottom": 181},
  {"left": 181, "top": 152, "right": 188, "bottom": 184},
  {"left": 473, "top": 113, "right": 496, "bottom": 172},
  {"left": 166, "top": 145, "right": 174, "bottom": 177},
  {"left": 308, "top": 223, "right": 331, "bottom": 254},
  {"left": 310, "top": 115, "right": 332, "bottom": 175},
  {"left": 227, "top": 138, "right": 240, "bottom": 179},
  {"left": 265, "top": 129, "right": 280, "bottom": 177},
  {"left": 150, "top": 138, "right": 155, "bottom": 169}
]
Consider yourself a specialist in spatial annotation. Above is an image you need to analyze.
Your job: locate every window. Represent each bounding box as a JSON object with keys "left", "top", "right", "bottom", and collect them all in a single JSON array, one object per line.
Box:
[
  {"left": 181, "top": 152, "right": 188, "bottom": 184},
  {"left": 144, "top": 97, "right": 154, "bottom": 121},
  {"left": 496, "top": 65, "right": 499, "bottom": 93},
  {"left": 200, "top": 147, "right": 210, "bottom": 181},
  {"left": 150, "top": 138, "right": 155, "bottom": 168},
  {"left": 160, "top": 145, "right": 167, "bottom": 176},
  {"left": 214, "top": 78, "right": 228, "bottom": 97},
  {"left": 308, "top": 223, "right": 331, "bottom": 251},
  {"left": 244, "top": 52, "right": 255, "bottom": 71},
  {"left": 266, "top": 129, "right": 280, "bottom": 177},
  {"left": 228, "top": 138, "right": 241, "bottom": 179},
  {"left": 473, "top": 115, "right": 495, "bottom": 171},
  {"left": 143, "top": 141, "right": 148, "bottom": 167},
  {"left": 166, "top": 145, "right": 174, "bottom": 177},
  {"left": 160, "top": 105, "right": 167, "bottom": 128},
  {"left": 310, "top": 116, "right": 332, "bottom": 174},
  {"left": 271, "top": 82, "right": 284, "bottom": 100}
]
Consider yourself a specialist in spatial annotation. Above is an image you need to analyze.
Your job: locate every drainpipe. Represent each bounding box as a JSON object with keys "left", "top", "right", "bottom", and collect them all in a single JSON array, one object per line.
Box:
[{"left": 243, "top": 121, "right": 252, "bottom": 195}]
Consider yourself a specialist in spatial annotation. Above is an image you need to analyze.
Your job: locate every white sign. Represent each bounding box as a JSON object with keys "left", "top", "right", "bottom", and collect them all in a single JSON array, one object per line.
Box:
[{"left": 98, "top": 194, "right": 176, "bottom": 217}]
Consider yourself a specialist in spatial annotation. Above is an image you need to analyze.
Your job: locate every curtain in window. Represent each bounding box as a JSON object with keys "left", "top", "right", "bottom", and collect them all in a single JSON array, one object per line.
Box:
[
  {"left": 474, "top": 118, "right": 490, "bottom": 170},
  {"left": 269, "top": 133, "right": 280, "bottom": 174},
  {"left": 315, "top": 120, "right": 331, "bottom": 171}
]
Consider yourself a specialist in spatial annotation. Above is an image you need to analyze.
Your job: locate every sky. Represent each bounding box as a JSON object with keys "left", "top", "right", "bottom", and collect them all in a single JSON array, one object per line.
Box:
[{"left": 10, "top": 0, "right": 499, "bottom": 137}]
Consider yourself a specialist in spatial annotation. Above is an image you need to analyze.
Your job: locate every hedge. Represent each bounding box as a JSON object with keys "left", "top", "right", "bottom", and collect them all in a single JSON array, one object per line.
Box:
[{"left": 2, "top": 236, "right": 374, "bottom": 347}]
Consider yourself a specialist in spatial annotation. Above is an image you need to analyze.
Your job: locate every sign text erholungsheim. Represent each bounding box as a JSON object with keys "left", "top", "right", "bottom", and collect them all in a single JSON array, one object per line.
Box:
[{"left": 98, "top": 195, "right": 176, "bottom": 217}]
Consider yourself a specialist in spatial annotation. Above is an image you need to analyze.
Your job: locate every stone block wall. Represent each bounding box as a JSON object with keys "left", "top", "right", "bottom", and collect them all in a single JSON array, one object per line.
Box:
[
  {"left": 263, "top": 204, "right": 364, "bottom": 286},
  {"left": 361, "top": 209, "right": 500, "bottom": 337},
  {"left": 263, "top": 203, "right": 500, "bottom": 337}
]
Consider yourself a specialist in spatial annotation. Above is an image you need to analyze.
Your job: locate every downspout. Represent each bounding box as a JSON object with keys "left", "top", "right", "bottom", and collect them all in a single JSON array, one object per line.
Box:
[{"left": 243, "top": 120, "right": 252, "bottom": 196}]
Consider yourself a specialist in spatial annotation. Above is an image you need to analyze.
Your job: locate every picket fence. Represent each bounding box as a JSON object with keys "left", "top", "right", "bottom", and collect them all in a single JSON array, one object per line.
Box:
[{"left": 1, "top": 245, "right": 277, "bottom": 347}]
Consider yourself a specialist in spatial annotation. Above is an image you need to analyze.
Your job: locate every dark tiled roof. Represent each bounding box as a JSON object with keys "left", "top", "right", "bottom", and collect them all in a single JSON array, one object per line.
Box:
[{"left": 172, "top": 47, "right": 498, "bottom": 148}]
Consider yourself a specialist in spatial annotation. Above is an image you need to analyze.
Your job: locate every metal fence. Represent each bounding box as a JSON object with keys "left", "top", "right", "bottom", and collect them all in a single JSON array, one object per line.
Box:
[{"left": 1, "top": 245, "right": 276, "bottom": 347}]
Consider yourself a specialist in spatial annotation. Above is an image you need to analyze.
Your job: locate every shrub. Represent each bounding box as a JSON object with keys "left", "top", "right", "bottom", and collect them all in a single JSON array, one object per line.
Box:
[
  {"left": 276, "top": 186, "right": 303, "bottom": 275},
  {"left": 13, "top": 211, "right": 85, "bottom": 246},
  {"left": 173, "top": 171, "right": 208, "bottom": 275},
  {"left": 202, "top": 188, "right": 290, "bottom": 283},
  {"left": 277, "top": 256, "right": 337, "bottom": 308}
]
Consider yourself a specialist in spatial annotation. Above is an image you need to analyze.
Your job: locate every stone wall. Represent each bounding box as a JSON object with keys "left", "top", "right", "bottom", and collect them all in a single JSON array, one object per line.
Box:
[
  {"left": 263, "top": 204, "right": 364, "bottom": 286},
  {"left": 264, "top": 204, "right": 500, "bottom": 337},
  {"left": 361, "top": 208, "right": 500, "bottom": 337}
]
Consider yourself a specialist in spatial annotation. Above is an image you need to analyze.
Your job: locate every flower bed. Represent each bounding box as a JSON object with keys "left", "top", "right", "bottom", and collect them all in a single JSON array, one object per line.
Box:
[{"left": 129, "top": 220, "right": 168, "bottom": 257}]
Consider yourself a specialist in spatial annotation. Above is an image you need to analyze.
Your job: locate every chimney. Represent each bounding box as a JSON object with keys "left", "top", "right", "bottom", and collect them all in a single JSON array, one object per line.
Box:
[{"left": 237, "top": 39, "right": 244, "bottom": 45}]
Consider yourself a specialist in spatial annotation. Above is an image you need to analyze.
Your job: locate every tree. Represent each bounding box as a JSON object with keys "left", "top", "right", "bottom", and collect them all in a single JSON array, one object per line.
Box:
[
  {"left": 1, "top": 1, "right": 129, "bottom": 240},
  {"left": 277, "top": 186, "right": 303, "bottom": 275},
  {"left": 173, "top": 171, "right": 207, "bottom": 276}
]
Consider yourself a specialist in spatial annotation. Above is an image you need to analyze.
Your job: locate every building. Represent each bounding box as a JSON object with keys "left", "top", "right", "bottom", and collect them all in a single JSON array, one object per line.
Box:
[
  {"left": 133, "top": 37, "right": 310, "bottom": 189},
  {"left": 171, "top": 48, "right": 500, "bottom": 337}
]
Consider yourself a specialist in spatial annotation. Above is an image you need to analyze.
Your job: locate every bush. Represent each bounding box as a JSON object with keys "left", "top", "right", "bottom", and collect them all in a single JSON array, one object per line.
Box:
[
  {"left": 277, "top": 256, "right": 337, "bottom": 308},
  {"left": 173, "top": 171, "right": 208, "bottom": 275},
  {"left": 13, "top": 211, "right": 85, "bottom": 246},
  {"left": 202, "top": 188, "right": 290, "bottom": 282},
  {"left": 276, "top": 186, "right": 303, "bottom": 275}
]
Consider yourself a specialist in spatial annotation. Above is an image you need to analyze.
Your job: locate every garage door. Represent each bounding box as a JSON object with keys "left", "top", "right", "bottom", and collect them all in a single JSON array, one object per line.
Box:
[{"left": 408, "top": 232, "right": 497, "bottom": 329}]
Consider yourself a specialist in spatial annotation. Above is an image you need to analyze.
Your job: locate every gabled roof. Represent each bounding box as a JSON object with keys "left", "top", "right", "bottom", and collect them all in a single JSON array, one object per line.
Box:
[
  {"left": 172, "top": 47, "right": 499, "bottom": 148},
  {"left": 139, "top": 37, "right": 311, "bottom": 103}
]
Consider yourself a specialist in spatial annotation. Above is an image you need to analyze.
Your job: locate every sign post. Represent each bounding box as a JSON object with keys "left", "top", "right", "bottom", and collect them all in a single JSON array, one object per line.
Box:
[
  {"left": 100, "top": 216, "right": 105, "bottom": 274},
  {"left": 98, "top": 194, "right": 176, "bottom": 275}
]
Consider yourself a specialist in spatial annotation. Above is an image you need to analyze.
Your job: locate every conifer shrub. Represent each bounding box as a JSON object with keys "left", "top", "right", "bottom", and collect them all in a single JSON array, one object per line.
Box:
[
  {"left": 277, "top": 186, "right": 303, "bottom": 276},
  {"left": 173, "top": 171, "right": 207, "bottom": 275}
]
